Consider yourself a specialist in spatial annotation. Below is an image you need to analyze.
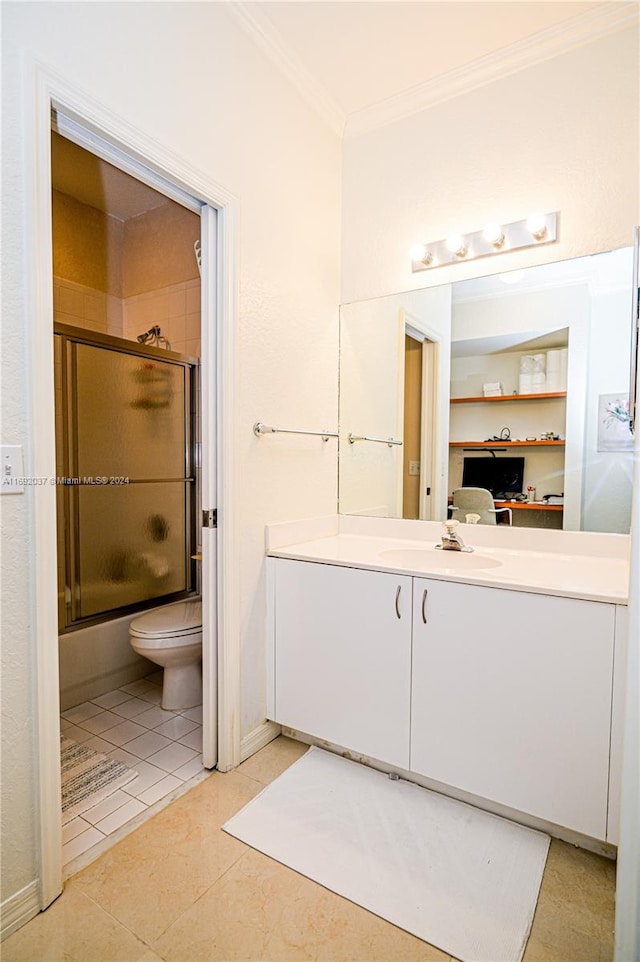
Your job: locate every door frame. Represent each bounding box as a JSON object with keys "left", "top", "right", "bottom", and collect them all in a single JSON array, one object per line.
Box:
[
  {"left": 27, "top": 60, "right": 241, "bottom": 909},
  {"left": 419, "top": 339, "right": 438, "bottom": 521},
  {"left": 401, "top": 329, "right": 437, "bottom": 521},
  {"left": 403, "top": 310, "right": 442, "bottom": 520}
]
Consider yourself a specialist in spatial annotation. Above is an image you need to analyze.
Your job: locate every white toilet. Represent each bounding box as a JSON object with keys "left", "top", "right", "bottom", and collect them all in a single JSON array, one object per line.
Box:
[{"left": 129, "top": 600, "right": 203, "bottom": 710}]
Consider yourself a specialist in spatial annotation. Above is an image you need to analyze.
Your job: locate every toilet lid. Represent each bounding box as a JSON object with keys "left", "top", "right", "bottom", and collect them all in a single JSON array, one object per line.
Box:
[{"left": 130, "top": 600, "right": 202, "bottom": 638}]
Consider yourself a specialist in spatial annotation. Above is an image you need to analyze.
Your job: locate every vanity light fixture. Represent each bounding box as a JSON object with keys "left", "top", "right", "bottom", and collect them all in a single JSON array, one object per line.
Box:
[
  {"left": 411, "top": 211, "right": 558, "bottom": 272},
  {"left": 445, "top": 234, "right": 467, "bottom": 258},
  {"left": 410, "top": 243, "right": 433, "bottom": 266},
  {"left": 482, "top": 223, "right": 505, "bottom": 248},
  {"left": 526, "top": 212, "right": 548, "bottom": 239}
]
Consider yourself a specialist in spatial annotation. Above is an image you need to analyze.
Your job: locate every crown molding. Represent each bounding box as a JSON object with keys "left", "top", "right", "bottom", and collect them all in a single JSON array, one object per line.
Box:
[
  {"left": 225, "top": 1, "right": 346, "bottom": 138},
  {"left": 345, "top": 2, "right": 639, "bottom": 140}
]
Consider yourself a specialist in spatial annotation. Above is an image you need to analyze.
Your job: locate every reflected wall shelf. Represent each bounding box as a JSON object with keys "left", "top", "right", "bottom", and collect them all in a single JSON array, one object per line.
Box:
[
  {"left": 450, "top": 392, "right": 567, "bottom": 404},
  {"left": 449, "top": 440, "right": 565, "bottom": 448}
]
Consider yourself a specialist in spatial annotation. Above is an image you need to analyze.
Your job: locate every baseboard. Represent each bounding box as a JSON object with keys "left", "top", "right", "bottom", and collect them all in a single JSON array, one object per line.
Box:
[
  {"left": 240, "top": 720, "right": 281, "bottom": 762},
  {"left": 1, "top": 881, "right": 40, "bottom": 941}
]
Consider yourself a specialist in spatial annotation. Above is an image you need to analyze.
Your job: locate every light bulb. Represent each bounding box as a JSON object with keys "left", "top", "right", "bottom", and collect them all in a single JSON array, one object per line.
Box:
[
  {"left": 526, "top": 213, "right": 547, "bottom": 239},
  {"left": 482, "top": 223, "right": 505, "bottom": 247},
  {"left": 410, "top": 244, "right": 430, "bottom": 263},
  {"left": 445, "top": 234, "right": 467, "bottom": 257}
]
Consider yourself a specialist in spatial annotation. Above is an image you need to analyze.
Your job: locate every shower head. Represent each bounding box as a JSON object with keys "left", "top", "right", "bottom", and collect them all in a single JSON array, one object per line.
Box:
[{"left": 136, "top": 326, "right": 171, "bottom": 350}]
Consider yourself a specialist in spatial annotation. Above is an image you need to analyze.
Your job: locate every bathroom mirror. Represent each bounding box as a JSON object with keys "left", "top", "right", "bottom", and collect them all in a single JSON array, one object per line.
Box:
[{"left": 338, "top": 247, "right": 634, "bottom": 534}]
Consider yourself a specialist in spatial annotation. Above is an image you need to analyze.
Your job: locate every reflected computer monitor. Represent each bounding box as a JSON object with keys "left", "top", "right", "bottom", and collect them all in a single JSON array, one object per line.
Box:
[{"left": 461, "top": 456, "right": 525, "bottom": 499}]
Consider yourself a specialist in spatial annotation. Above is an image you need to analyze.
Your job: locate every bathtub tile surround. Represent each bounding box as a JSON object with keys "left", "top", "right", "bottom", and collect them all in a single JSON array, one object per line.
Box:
[
  {"left": 60, "top": 671, "right": 205, "bottom": 867},
  {"left": 54, "top": 276, "right": 123, "bottom": 338},
  {"left": 122, "top": 279, "right": 201, "bottom": 357},
  {"left": 53, "top": 276, "right": 201, "bottom": 358},
  {"left": 3, "top": 737, "right": 615, "bottom": 962}
]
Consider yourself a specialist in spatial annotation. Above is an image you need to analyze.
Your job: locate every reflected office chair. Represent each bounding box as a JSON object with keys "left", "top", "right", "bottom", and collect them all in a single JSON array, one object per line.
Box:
[{"left": 451, "top": 487, "right": 513, "bottom": 525}]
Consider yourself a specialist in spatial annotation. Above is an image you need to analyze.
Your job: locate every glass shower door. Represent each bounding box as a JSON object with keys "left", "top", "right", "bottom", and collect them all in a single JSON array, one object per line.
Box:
[{"left": 57, "top": 332, "right": 195, "bottom": 627}]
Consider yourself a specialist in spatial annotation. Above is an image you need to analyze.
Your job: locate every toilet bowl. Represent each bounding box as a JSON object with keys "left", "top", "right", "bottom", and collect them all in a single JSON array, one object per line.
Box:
[{"left": 129, "top": 600, "right": 202, "bottom": 710}]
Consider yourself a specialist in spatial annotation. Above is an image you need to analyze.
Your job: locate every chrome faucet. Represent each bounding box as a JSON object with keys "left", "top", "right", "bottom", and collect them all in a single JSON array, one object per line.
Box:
[{"left": 437, "top": 519, "right": 474, "bottom": 552}]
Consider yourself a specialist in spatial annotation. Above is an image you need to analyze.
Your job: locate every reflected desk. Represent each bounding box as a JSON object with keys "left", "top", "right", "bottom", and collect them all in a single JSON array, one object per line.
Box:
[{"left": 448, "top": 498, "right": 564, "bottom": 528}]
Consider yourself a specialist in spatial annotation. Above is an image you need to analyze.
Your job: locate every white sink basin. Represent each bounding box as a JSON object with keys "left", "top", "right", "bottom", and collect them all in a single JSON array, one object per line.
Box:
[{"left": 379, "top": 548, "right": 503, "bottom": 571}]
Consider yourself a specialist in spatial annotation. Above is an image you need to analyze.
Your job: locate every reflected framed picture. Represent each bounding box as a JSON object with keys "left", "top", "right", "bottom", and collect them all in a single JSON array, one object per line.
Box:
[{"left": 597, "top": 393, "right": 634, "bottom": 452}]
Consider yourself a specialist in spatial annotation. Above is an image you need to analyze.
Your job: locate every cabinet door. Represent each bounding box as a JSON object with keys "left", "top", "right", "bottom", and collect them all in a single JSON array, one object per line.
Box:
[
  {"left": 274, "top": 559, "right": 412, "bottom": 769},
  {"left": 411, "top": 578, "right": 614, "bottom": 839}
]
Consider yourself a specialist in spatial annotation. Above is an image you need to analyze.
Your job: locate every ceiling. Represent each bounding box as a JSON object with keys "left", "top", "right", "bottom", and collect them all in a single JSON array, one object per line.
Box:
[
  {"left": 246, "top": 1, "right": 596, "bottom": 114},
  {"left": 51, "top": 132, "right": 170, "bottom": 221},
  {"left": 51, "top": 1, "right": 635, "bottom": 215},
  {"left": 230, "top": 1, "right": 634, "bottom": 134}
]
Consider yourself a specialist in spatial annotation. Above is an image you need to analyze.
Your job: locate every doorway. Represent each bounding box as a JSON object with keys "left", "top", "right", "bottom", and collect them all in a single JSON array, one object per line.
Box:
[
  {"left": 51, "top": 126, "right": 216, "bottom": 869},
  {"left": 402, "top": 325, "right": 437, "bottom": 521},
  {"left": 30, "top": 81, "right": 239, "bottom": 909}
]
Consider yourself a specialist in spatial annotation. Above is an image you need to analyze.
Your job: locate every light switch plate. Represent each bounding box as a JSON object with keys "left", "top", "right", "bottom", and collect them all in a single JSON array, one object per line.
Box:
[
  {"left": 409, "top": 460, "right": 421, "bottom": 476},
  {"left": 1, "top": 445, "right": 25, "bottom": 494}
]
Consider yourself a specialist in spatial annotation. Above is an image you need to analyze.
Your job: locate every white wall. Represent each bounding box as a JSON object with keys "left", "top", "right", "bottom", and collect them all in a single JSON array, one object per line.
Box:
[
  {"left": 1, "top": 1, "right": 340, "bottom": 911},
  {"left": 339, "top": 298, "right": 406, "bottom": 516},
  {"left": 342, "top": 27, "right": 639, "bottom": 303}
]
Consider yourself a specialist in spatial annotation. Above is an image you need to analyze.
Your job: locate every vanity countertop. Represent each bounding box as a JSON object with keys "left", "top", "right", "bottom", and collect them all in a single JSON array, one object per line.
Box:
[{"left": 267, "top": 526, "right": 629, "bottom": 605}]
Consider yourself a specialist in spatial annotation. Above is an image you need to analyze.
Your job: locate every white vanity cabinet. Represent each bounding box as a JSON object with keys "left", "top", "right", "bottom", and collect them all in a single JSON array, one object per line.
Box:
[
  {"left": 269, "top": 554, "right": 621, "bottom": 842},
  {"left": 272, "top": 559, "right": 412, "bottom": 769},
  {"left": 411, "top": 577, "right": 615, "bottom": 840}
]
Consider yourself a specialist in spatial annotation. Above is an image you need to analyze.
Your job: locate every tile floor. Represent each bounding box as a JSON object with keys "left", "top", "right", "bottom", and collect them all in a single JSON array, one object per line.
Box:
[
  {"left": 5, "top": 736, "right": 616, "bottom": 962},
  {"left": 60, "top": 672, "right": 205, "bottom": 866}
]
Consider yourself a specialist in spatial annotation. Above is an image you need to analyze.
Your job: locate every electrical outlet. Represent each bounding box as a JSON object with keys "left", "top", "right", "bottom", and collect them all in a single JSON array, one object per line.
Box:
[
  {"left": 408, "top": 460, "right": 421, "bottom": 476},
  {"left": 1, "top": 445, "right": 25, "bottom": 494}
]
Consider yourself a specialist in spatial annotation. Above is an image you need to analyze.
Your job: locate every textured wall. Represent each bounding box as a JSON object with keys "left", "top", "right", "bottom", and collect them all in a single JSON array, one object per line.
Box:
[
  {"left": 52, "top": 190, "right": 124, "bottom": 296},
  {"left": 341, "top": 27, "right": 639, "bottom": 303},
  {"left": 122, "top": 203, "right": 200, "bottom": 296},
  {"left": 1, "top": 1, "right": 340, "bottom": 909}
]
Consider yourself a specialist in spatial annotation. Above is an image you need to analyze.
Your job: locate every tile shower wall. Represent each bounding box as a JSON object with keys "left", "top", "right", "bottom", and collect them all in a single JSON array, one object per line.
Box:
[
  {"left": 54, "top": 277, "right": 123, "bottom": 338},
  {"left": 54, "top": 276, "right": 201, "bottom": 360},
  {"left": 122, "top": 279, "right": 201, "bottom": 358}
]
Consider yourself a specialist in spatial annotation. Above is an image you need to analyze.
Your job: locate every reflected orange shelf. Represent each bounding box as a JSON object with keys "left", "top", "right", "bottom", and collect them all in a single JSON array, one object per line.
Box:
[
  {"left": 451, "top": 392, "right": 567, "bottom": 404},
  {"left": 449, "top": 440, "right": 565, "bottom": 448}
]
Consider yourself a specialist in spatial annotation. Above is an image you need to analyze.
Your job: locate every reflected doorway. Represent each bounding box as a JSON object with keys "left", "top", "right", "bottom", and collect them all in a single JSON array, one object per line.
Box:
[{"left": 402, "top": 324, "right": 436, "bottom": 521}]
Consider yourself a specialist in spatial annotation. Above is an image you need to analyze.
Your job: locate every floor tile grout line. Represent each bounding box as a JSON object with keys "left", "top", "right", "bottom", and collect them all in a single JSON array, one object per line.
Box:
[
  {"left": 71, "top": 885, "right": 160, "bottom": 957},
  {"left": 148, "top": 840, "right": 254, "bottom": 947},
  {"left": 61, "top": 679, "right": 205, "bottom": 852}
]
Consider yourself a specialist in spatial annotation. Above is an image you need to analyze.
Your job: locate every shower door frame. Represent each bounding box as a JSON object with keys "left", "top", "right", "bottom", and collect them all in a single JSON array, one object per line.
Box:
[
  {"left": 27, "top": 63, "right": 241, "bottom": 910},
  {"left": 54, "top": 325, "right": 199, "bottom": 631}
]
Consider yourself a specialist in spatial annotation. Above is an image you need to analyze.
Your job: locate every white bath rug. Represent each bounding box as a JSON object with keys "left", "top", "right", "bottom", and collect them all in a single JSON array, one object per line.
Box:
[
  {"left": 223, "top": 747, "right": 550, "bottom": 962},
  {"left": 60, "top": 736, "right": 137, "bottom": 824}
]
